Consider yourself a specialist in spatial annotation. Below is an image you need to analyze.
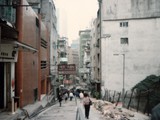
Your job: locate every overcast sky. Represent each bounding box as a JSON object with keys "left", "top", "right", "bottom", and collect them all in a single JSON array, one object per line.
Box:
[{"left": 54, "top": 0, "right": 98, "bottom": 45}]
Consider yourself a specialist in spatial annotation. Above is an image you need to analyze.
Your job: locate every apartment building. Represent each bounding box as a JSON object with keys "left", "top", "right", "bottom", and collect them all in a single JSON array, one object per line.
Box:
[
  {"left": 79, "top": 29, "right": 91, "bottom": 85},
  {"left": 100, "top": 0, "right": 160, "bottom": 93},
  {"left": 0, "top": 0, "right": 51, "bottom": 111},
  {"left": 27, "top": 0, "right": 59, "bottom": 99}
]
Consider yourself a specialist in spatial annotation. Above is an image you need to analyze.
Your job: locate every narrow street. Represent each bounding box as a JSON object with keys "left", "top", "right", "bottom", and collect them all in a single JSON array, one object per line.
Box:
[
  {"left": 33, "top": 98, "right": 106, "bottom": 120},
  {"left": 35, "top": 100, "right": 77, "bottom": 120},
  {"left": 0, "top": 1, "right": 160, "bottom": 119},
  {"left": 31, "top": 97, "right": 150, "bottom": 120}
]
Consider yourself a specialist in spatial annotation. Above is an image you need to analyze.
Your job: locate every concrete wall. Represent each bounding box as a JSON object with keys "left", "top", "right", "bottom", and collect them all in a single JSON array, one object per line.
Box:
[
  {"left": 90, "top": 19, "right": 98, "bottom": 80},
  {"left": 101, "top": 0, "right": 160, "bottom": 92},
  {"left": 102, "top": 0, "right": 160, "bottom": 20}
]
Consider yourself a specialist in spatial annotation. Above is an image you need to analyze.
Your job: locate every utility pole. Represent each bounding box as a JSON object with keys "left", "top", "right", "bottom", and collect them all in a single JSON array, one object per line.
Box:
[{"left": 113, "top": 53, "right": 125, "bottom": 105}]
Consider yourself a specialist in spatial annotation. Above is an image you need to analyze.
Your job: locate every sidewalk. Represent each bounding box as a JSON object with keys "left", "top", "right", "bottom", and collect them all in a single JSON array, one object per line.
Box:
[
  {"left": 35, "top": 97, "right": 106, "bottom": 120},
  {"left": 0, "top": 94, "right": 54, "bottom": 120},
  {"left": 0, "top": 97, "right": 150, "bottom": 120},
  {"left": 36, "top": 99, "right": 77, "bottom": 120},
  {"left": 0, "top": 97, "right": 87, "bottom": 120},
  {"left": 77, "top": 98, "right": 106, "bottom": 120},
  {"left": 0, "top": 111, "right": 19, "bottom": 120}
]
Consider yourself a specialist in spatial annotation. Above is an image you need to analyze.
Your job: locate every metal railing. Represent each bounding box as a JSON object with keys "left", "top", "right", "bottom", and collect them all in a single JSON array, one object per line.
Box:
[{"left": 103, "top": 88, "right": 159, "bottom": 116}]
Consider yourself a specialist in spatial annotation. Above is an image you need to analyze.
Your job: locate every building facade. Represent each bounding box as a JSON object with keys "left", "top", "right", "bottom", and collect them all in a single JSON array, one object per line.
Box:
[
  {"left": 100, "top": 0, "right": 160, "bottom": 94},
  {"left": 70, "top": 39, "right": 79, "bottom": 74},
  {"left": 27, "top": 0, "right": 59, "bottom": 97},
  {"left": 40, "top": 0, "right": 58, "bottom": 98},
  {"left": 0, "top": 0, "right": 51, "bottom": 111},
  {"left": 57, "top": 37, "right": 68, "bottom": 64},
  {"left": 90, "top": 18, "right": 101, "bottom": 98},
  {"left": 57, "top": 37, "right": 68, "bottom": 85},
  {"left": 16, "top": 0, "right": 50, "bottom": 107},
  {"left": 79, "top": 29, "right": 91, "bottom": 85},
  {"left": 0, "top": 0, "right": 19, "bottom": 111}
]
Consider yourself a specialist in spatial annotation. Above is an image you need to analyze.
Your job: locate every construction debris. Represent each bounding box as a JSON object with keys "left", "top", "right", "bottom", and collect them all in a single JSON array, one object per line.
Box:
[{"left": 91, "top": 99, "right": 150, "bottom": 120}]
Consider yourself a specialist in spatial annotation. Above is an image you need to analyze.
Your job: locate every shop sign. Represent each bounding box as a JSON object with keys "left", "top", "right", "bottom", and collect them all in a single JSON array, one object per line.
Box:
[{"left": 58, "top": 64, "right": 76, "bottom": 75}]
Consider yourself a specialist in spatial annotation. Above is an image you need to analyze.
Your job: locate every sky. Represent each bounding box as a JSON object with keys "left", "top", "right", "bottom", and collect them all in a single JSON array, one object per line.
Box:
[{"left": 54, "top": 0, "right": 99, "bottom": 45}]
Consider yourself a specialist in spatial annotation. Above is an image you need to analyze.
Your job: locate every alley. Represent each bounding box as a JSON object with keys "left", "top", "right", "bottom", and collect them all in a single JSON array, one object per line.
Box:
[
  {"left": 1, "top": 0, "right": 160, "bottom": 119},
  {"left": 33, "top": 98, "right": 106, "bottom": 120},
  {"left": 35, "top": 100, "right": 77, "bottom": 120},
  {"left": 31, "top": 97, "right": 150, "bottom": 120}
]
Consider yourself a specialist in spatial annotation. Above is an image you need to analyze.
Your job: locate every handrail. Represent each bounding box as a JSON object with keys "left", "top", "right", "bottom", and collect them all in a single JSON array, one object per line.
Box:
[
  {"left": 20, "top": 108, "right": 30, "bottom": 120},
  {"left": 75, "top": 107, "right": 86, "bottom": 120}
]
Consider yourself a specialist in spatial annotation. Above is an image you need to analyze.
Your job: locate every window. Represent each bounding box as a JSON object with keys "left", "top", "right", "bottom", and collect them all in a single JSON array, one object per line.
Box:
[
  {"left": 120, "top": 38, "right": 128, "bottom": 44},
  {"left": 41, "top": 39, "right": 47, "bottom": 48},
  {"left": 120, "top": 22, "right": 123, "bottom": 27},
  {"left": 41, "top": 61, "right": 47, "bottom": 69},
  {"left": 36, "top": 17, "right": 39, "bottom": 28},
  {"left": 120, "top": 22, "right": 128, "bottom": 27}
]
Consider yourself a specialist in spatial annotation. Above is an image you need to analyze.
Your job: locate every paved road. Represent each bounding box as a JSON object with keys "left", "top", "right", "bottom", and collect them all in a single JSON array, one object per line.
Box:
[
  {"left": 33, "top": 98, "right": 106, "bottom": 120},
  {"left": 35, "top": 100, "right": 77, "bottom": 120}
]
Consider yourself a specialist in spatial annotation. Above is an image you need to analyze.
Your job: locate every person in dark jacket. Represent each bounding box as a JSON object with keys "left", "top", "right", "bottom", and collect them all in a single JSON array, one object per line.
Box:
[
  {"left": 83, "top": 93, "right": 91, "bottom": 119},
  {"left": 58, "top": 93, "right": 63, "bottom": 107}
]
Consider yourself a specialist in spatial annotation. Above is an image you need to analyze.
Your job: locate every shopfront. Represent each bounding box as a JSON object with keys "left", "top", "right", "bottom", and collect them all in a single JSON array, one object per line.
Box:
[{"left": 0, "top": 22, "right": 37, "bottom": 112}]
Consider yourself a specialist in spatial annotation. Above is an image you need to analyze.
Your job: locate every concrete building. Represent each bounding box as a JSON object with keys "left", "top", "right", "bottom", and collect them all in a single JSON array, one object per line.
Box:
[
  {"left": 0, "top": 0, "right": 17, "bottom": 111},
  {"left": 28, "top": 0, "right": 59, "bottom": 98},
  {"left": 89, "top": 6, "right": 102, "bottom": 98},
  {"left": 72, "top": 49, "right": 79, "bottom": 73},
  {"left": 70, "top": 39, "right": 80, "bottom": 74},
  {"left": 0, "top": 0, "right": 44, "bottom": 111},
  {"left": 0, "top": 0, "right": 53, "bottom": 112},
  {"left": 57, "top": 36, "right": 70, "bottom": 85},
  {"left": 71, "top": 39, "right": 79, "bottom": 50},
  {"left": 57, "top": 37, "right": 68, "bottom": 64},
  {"left": 90, "top": 18, "right": 101, "bottom": 97},
  {"left": 67, "top": 46, "right": 73, "bottom": 64},
  {"left": 16, "top": 0, "right": 50, "bottom": 107},
  {"left": 79, "top": 29, "right": 91, "bottom": 84},
  {"left": 68, "top": 47, "right": 79, "bottom": 73},
  {"left": 40, "top": 0, "right": 58, "bottom": 97},
  {"left": 99, "top": 0, "right": 160, "bottom": 95}
]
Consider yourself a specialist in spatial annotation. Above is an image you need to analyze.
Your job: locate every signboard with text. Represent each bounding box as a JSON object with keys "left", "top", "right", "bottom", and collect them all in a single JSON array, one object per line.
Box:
[{"left": 58, "top": 64, "right": 76, "bottom": 75}]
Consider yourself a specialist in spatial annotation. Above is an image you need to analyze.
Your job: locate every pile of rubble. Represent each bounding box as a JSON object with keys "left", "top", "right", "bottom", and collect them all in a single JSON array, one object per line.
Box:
[{"left": 91, "top": 99, "right": 150, "bottom": 120}]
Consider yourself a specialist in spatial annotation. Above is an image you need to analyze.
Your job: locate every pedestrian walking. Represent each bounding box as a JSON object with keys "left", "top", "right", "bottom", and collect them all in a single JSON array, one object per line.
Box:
[
  {"left": 79, "top": 91, "right": 84, "bottom": 102},
  {"left": 58, "top": 92, "right": 63, "bottom": 107},
  {"left": 69, "top": 91, "right": 74, "bottom": 101},
  {"left": 83, "top": 93, "right": 91, "bottom": 119},
  {"left": 64, "top": 92, "right": 68, "bottom": 102}
]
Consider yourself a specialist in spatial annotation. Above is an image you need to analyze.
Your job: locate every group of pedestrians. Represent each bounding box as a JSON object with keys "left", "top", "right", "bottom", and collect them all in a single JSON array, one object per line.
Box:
[
  {"left": 57, "top": 90, "right": 74, "bottom": 107},
  {"left": 58, "top": 90, "right": 92, "bottom": 119}
]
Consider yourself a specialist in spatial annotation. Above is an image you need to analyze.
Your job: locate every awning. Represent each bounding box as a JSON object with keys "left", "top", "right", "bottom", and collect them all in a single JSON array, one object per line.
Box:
[{"left": 1, "top": 40, "right": 38, "bottom": 53}]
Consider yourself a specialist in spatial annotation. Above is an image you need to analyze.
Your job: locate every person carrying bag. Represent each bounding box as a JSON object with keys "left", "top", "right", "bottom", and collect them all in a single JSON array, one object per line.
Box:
[
  {"left": 83, "top": 93, "right": 92, "bottom": 119},
  {"left": 89, "top": 98, "right": 92, "bottom": 105}
]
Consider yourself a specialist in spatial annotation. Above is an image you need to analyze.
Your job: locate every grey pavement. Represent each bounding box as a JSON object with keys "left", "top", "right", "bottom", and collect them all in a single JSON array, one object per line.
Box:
[
  {"left": 0, "top": 111, "right": 19, "bottom": 120},
  {"left": 77, "top": 99, "right": 106, "bottom": 120},
  {"left": 0, "top": 94, "right": 54, "bottom": 120},
  {"left": 0, "top": 96, "right": 150, "bottom": 120},
  {"left": 36, "top": 100, "right": 77, "bottom": 120},
  {"left": 35, "top": 97, "right": 106, "bottom": 120}
]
